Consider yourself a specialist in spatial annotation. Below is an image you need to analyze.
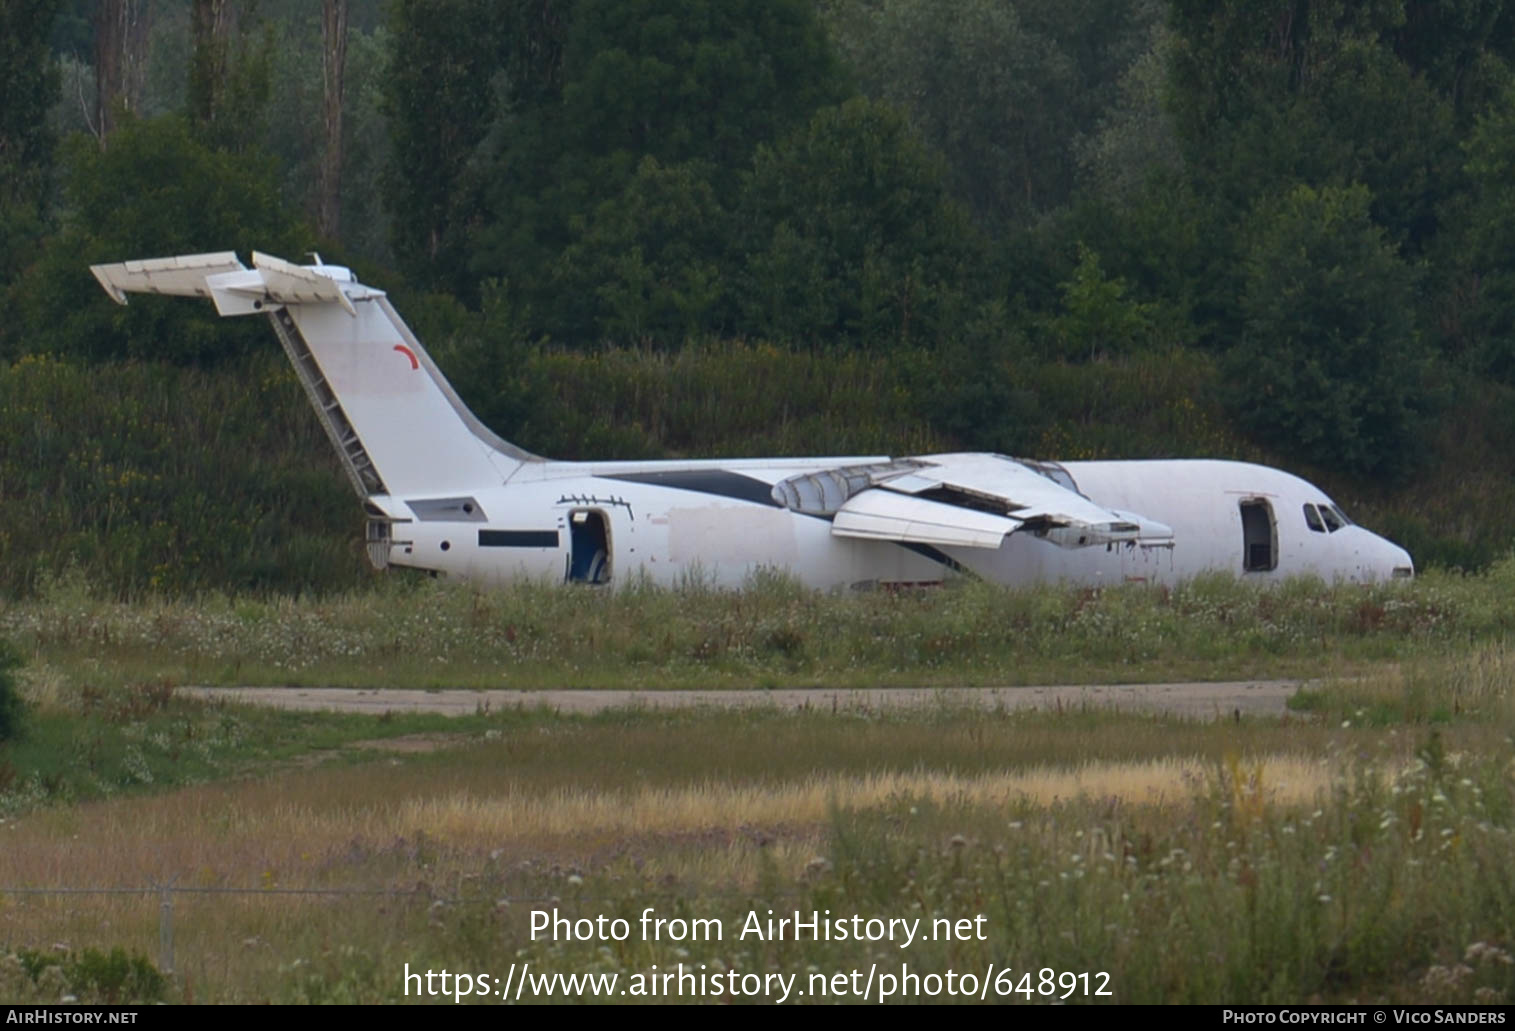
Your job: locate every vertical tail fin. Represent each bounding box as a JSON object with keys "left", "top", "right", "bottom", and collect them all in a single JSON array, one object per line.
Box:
[{"left": 90, "top": 251, "right": 537, "bottom": 498}]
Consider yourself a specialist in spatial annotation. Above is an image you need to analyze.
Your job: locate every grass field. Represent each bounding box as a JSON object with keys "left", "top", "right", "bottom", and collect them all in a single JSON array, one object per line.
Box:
[
  {"left": 4, "top": 562, "right": 1515, "bottom": 692},
  {"left": 0, "top": 643, "right": 1512, "bottom": 1003},
  {"left": 1, "top": 573, "right": 1513, "bottom": 1004}
]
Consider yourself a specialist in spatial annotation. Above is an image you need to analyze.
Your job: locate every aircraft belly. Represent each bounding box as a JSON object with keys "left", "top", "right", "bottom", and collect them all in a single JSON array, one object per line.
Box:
[
  {"left": 666, "top": 505, "right": 799, "bottom": 571},
  {"left": 961, "top": 532, "right": 1180, "bottom": 587},
  {"left": 473, "top": 548, "right": 564, "bottom": 584},
  {"left": 647, "top": 506, "right": 949, "bottom": 588},
  {"left": 971, "top": 534, "right": 1110, "bottom": 585}
]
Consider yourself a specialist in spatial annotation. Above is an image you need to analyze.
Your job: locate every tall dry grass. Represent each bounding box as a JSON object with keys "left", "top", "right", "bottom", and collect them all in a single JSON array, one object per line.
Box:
[{"left": 1, "top": 694, "right": 1511, "bottom": 1003}]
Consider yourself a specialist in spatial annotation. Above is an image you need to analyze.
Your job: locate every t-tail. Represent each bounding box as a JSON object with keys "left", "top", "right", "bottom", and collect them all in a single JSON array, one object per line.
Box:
[{"left": 91, "top": 251, "right": 539, "bottom": 503}]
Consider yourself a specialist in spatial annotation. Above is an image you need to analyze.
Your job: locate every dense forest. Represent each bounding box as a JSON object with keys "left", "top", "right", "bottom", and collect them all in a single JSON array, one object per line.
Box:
[{"left": 3, "top": 0, "right": 1515, "bottom": 596}]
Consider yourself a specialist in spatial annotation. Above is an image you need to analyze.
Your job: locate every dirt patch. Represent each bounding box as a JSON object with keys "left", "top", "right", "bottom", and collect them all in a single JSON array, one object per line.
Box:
[
  {"left": 345, "top": 733, "right": 466, "bottom": 754},
  {"left": 181, "top": 681, "right": 1306, "bottom": 719}
]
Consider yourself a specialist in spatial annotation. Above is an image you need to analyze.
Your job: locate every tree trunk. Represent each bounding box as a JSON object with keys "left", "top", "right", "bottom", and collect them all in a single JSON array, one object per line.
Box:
[
  {"left": 319, "top": 0, "right": 349, "bottom": 241},
  {"left": 189, "top": 0, "right": 231, "bottom": 130},
  {"left": 94, "top": 0, "right": 150, "bottom": 144},
  {"left": 94, "top": 1, "right": 121, "bottom": 142}
]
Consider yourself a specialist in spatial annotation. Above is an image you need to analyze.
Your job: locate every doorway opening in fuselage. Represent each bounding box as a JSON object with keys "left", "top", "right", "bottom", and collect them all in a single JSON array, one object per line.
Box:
[
  {"left": 1240, "top": 499, "right": 1277, "bottom": 573},
  {"left": 568, "top": 509, "right": 611, "bottom": 584}
]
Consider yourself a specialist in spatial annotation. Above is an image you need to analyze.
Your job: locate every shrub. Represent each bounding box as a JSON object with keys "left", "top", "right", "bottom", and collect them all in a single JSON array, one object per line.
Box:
[{"left": 0, "top": 640, "right": 24, "bottom": 743}]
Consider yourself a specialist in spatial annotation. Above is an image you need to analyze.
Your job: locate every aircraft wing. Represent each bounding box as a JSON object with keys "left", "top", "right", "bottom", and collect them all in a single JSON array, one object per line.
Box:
[{"left": 776, "top": 453, "right": 1171, "bottom": 550}]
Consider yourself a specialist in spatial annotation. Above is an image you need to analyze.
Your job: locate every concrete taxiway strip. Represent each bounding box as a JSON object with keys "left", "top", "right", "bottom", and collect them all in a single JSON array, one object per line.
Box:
[{"left": 179, "top": 681, "right": 1304, "bottom": 719}]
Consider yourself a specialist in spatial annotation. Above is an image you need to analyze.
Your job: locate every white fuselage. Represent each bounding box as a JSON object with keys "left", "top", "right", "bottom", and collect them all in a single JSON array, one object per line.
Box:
[
  {"left": 86, "top": 251, "right": 1414, "bottom": 592},
  {"left": 378, "top": 455, "right": 1413, "bottom": 589}
]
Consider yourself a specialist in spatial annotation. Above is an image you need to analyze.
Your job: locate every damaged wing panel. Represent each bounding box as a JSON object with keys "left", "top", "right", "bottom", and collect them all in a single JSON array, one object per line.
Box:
[
  {"left": 883, "top": 454, "right": 1174, "bottom": 546},
  {"left": 786, "top": 453, "right": 1173, "bottom": 551},
  {"left": 770, "top": 459, "right": 927, "bottom": 515},
  {"left": 831, "top": 489, "right": 1020, "bottom": 549},
  {"left": 882, "top": 454, "right": 1120, "bottom": 525}
]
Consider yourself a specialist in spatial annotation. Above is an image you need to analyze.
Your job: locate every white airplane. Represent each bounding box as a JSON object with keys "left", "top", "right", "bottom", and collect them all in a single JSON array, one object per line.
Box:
[{"left": 91, "top": 251, "right": 1414, "bottom": 589}]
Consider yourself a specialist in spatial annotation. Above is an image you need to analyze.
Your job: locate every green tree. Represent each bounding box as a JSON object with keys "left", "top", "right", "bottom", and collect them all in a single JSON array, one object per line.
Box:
[
  {"left": 188, "top": 0, "right": 276, "bottom": 155},
  {"left": 824, "top": 0, "right": 1160, "bottom": 230},
  {"left": 461, "top": 0, "right": 844, "bottom": 330},
  {"left": 0, "top": 0, "right": 58, "bottom": 218},
  {"left": 0, "top": 0, "right": 62, "bottom": 352},
  {"left": 1167, "top": 0, "right": 1463, "bottom": 253},
  {"left": 1074, "top": 17, "right": 1182, "bottom": 203},
  {"left": 1046, "top": 245, "right": 1157, "bottom": 362},
  {"left": 425, "top": 278, "right": 547, "bottom": 446},
  {"left": 1455, "top": 82, "right": 1515, "bottom": 380},
  {"left": 381, "top": 0, "right": 512, "bottom": 291},
  {"left": 1045, "top": 174, "right": 1227, "bottom": 346},
  {"left": 553, "top": 157, "right": 732, "bottom": 343},
  {"left": 255, "top": 13, "right": 394, "bottom": 263},
  {"left": 912, "top": 302, "right": 1043, "bottom": 452},
  {"left": 736, "top": 98, "right": 980, "bottom": 348},
  {"left": 1389, "top": 0, "right": 1515, "bottom": 126},
  {"left": 1225, "top": 184, "right": 1438, "bottom": 478},
  {"left": 556, "top": 0, "right": 839, "bottom": 184},
  {"left": 15, "top": 115, "right": 305, "bottom": 364}
]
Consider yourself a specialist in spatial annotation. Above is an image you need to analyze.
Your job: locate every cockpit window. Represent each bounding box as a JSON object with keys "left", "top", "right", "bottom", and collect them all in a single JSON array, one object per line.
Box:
[
  {"left": 1319, "top": 505, "right": 1343, "bottom": 533},
  {"left": 1303, "top": 504, "right": 1325, "bottom": 533},
  {"left": 1329, "top": 504, "right": 1353, "bottom": 526}
]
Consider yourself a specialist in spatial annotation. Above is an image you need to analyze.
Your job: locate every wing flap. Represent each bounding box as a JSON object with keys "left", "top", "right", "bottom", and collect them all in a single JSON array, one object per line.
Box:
[{"left": 832, "top": 490, "right": 1020, "bottom": 549}]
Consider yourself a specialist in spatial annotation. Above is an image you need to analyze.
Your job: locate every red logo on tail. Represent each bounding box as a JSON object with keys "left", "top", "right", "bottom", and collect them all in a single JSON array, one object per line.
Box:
[{"left": 393, "top": 344, "right": 419, "bottom": 370}]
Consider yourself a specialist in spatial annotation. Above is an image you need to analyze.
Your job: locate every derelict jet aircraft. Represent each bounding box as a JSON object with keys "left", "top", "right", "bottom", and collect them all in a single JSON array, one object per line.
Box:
[{"left": 90, "top": 252, "right": 1414, "bottom": 589}]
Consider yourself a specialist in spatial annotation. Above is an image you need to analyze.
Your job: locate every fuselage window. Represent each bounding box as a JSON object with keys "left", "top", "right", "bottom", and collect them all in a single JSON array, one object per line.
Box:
[
  {"left": 1304, "top": 504, "right": 1325, "bottom": 533},
  {"left": 1239, "top": 499, "right": 1277, "bottom": 572},
  {"left": 1319, "top": 505, "right": 1343, "bottom": 533}
]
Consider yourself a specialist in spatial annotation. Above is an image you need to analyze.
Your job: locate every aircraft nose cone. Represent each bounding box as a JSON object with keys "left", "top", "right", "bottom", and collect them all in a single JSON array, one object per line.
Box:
[
  {"left": 1387, "top": 541, "right": 1414, "bottom": 580},
  {"left": 1365, "top": 531, "right": 1414, "bottom": 581}
]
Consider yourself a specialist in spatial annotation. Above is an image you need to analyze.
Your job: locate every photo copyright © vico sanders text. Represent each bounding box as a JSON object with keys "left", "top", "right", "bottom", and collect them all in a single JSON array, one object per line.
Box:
[
  {"left": 530, "top": 906, "right": 987, "bottom": 948},
  {"left": 1224, "top": 1013, "right": 1505, "bottom": 1025}
]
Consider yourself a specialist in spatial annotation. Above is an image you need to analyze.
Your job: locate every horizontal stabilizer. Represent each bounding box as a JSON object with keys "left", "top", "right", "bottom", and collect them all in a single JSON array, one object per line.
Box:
[
  {"left": 90, "top": 251, "right": 246, "bottom": 305},
  {"left": 91, "top": 251, "right": 363, "bottom": 317},
  {"left": 832, "top": 489, "right": 1020, "bottom": 549},
  {"left": 245, "top": 251, "right": 356, "bottom": 315}
]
